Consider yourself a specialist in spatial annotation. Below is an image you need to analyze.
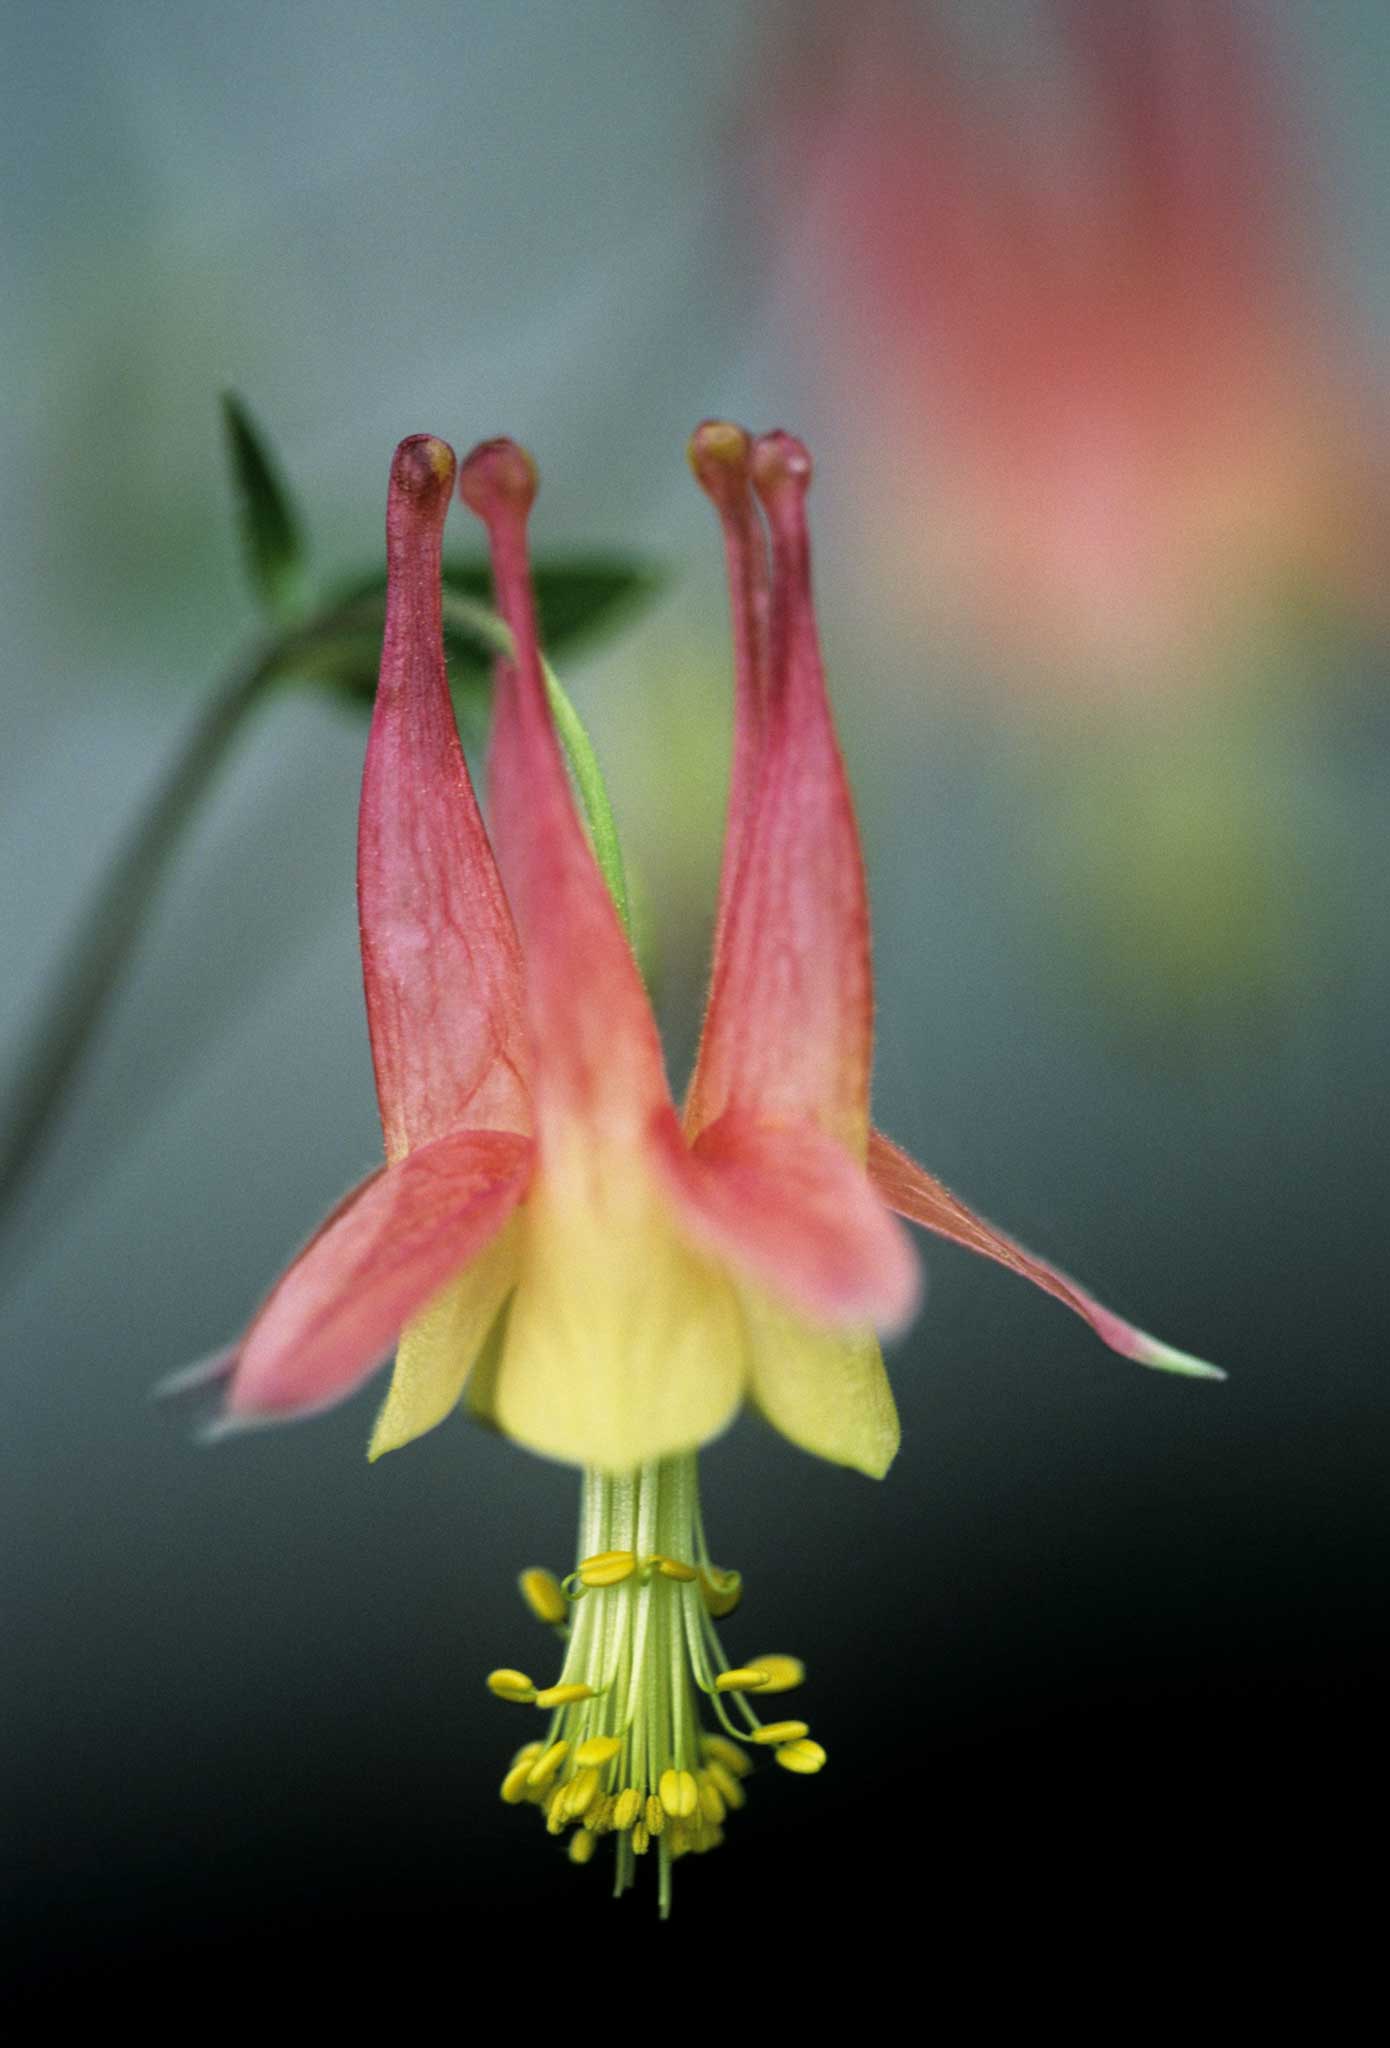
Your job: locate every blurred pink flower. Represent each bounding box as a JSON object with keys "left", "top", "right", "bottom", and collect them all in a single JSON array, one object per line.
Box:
[{"left": 754, "top": 0, "right": 1387, "bottom": 693}]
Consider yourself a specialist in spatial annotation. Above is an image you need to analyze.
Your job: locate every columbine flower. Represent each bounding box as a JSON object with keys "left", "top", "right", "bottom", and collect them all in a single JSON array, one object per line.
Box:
[
  {"left": 752, "top": 0, "right": 1387, "bottom": 691},
  {"left": 199, "top": 422, "right": 1217, "bottom": 1910}
]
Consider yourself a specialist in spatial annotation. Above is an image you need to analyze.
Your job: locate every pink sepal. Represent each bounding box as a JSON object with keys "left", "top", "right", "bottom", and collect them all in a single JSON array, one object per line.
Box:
[
  {"left": 653, "top": 1108, "right": 919, "bottom": 1333},
  {"left": 225, "top": 1128, "right": 534, "bottom": 1422},
  {"left": 869, "top": 1129, "right": 1222, "bottom": 1378}
]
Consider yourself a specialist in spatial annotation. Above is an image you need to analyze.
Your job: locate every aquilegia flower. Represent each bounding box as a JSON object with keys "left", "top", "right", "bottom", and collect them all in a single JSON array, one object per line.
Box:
[
  {"left": 750, "top": 0, "right": 1388, "bottom": 692},
  {"left": 201, "top": 422, "right": 1218, "bottom": 1911}
]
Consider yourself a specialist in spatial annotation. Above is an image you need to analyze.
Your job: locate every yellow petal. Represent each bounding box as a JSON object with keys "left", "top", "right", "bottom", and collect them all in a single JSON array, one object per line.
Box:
[
  {"left": 367, "top": 1216, "right": 522, "bottom": 1459},
  {"left": 741, "top": 1288, "right": 900, "bottom": 1478},
  {"left": 491, "top": 1162, "right": 746, "bottom": 1470}
]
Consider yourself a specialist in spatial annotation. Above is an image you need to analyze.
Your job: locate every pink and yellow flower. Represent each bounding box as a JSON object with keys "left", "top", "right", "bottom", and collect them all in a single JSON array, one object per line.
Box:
[
  {"left": 752, "top": 0, "right": 1388, "bottom": 692},
  {"left": 204, "top": 422, "right": 1217, "bottom": 1903}
]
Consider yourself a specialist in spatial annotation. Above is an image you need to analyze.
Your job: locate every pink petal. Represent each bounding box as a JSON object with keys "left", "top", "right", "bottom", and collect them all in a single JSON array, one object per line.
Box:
[
  {"left": 686, "top": 422, "right": 769, "bottom": 988},
  {"left": 457, "top": 441, "right": 672, "bottom": 1146},
  {"left": 652, "top": 1108, "right": 919, "bottom": 1333},
  {"left": 225, "top": 1128, "right": 534, "bottom": 1422},
  {"left": 358, "top": 436, "right": 530, "bottom": 1162},
  {"left": 868, "top": 1129, "right": 1223, "bottom": 1379},
  {"left": 685, "top": 431, "right": 874, "bottom": 1159}
]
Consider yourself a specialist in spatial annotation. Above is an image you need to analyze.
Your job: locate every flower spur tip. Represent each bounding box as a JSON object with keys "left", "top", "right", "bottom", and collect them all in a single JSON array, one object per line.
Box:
[
  {"left": 751, "top": 429, "right": 813, "bottom": 500},
  {"left": 389, "top": 434, "right": 456, "bottom": 503},
  {"left": 458, "top": 437, "right": 539, "bottom": 523},
  {"left": 687, "top": 420, "right": 753, "bottom": 506}
]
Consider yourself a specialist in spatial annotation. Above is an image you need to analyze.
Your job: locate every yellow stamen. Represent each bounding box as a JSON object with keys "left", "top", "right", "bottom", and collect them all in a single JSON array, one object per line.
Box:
[
  {"left": 645, "top": 1794, "right": 666, "bottom": 1837},
  {"left": 715, "top": 1668, "right": 771, "bottom": 1693},
  {"left": 746, "top": 1654, "right": 805, "bottom": 1694},
  {"left": 750, "top": 1721, "right": 810, "bottom": 1745},
  {"left": 659, "top": 1768, "right": 699, "bottom": 1819},
  {"left": 697, "top": 1774, "right": 726, "bottom": 1825},
  {"left": 705, "top": 1759, "right": 745, "bottom": 1810},
  {"left": 650, "top": 1554, "right": 698, "bottom": 1583},
  {"left": 577, "top": 1550, "right": 637, "bottom": 1588},
  {"left": 486, "top": 1667, "right": 536, "bottom": 1702},
  {"left": 574, "top": 1734, "right": 622, "bottom": 1768},
  {"left": 585, "top": 1795, "right": 616, "bottom": 1835},
  {"left": 518, "top": 1567, "right": 569, "bottom": 1626},
  {"left": 699, "top": 1565, "right": 743, "bottom": 1618},
  {"left": 569, "top": 1829, "right": 597, "bottom": 1865},
  {"left": 700, "top": 1733, "right": 752, "bottom": 1778},
  {"left": 631, "top": 1822, "right": 650, "bottom": 1856},
  {"left": 534, "top": 1681, "right": 595, "bottom": 1710},
  {"left": 773, "top": 1738, "right": 827, "bottom": 1775},
  {"left": 613, "top": 1787, "right": 642, "bottom": 1831},
  {"left": 500, "top": 1758, "right": 537, "bottom": 1805},
  {"left": 526, "top": 1740, "right": 569, "bottom": 1791},
  {"left": 566, "top": 1766, "right": 600, "bottom": 1817}
]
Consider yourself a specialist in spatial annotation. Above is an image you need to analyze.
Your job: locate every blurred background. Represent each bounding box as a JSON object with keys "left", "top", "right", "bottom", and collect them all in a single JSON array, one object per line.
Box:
[{"left": 4, "top": 0, "right": 1387, "bottom": 1990}]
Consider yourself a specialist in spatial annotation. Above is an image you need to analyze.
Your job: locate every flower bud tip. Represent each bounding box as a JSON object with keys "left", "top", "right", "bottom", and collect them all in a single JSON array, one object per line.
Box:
[{"left": 458, "top": 437, "right": 539, "bottom": 523}]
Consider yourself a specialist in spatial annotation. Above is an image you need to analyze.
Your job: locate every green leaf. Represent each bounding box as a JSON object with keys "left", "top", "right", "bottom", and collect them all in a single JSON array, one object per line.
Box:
[
  {"left": 306, "top": 552, "right": 663, "bottom": 710},
  {"left": 220, "top": 393, "right": 309, "bottom": 623}
]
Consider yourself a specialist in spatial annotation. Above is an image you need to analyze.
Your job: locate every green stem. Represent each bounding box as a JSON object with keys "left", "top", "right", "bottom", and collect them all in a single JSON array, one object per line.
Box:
[
  {"left": 0, "top": 588, "right": 629, "bottom": 1250},
  {"left": 0, "top": 635, "right": 283, "bottom": 1242}
]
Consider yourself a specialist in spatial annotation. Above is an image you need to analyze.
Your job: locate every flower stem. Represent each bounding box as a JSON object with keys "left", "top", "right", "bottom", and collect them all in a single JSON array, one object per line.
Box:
[{"left": 0, "top": 635, "right": 282, "bottom": 1243}]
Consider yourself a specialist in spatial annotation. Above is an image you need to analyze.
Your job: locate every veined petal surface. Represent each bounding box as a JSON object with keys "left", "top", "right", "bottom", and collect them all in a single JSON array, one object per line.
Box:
[
  {"left": 358, "top": 436, "right": 529, "bottom": 1161},
  {"left": 687, "top": 433, "right": 873, "bottom": 1158},
  {"left": 460, "top": 441, "right": 671, "bottom": 1148},
  {"left": 226, "top": 1128, "right": 534, "bottom": 1422}
]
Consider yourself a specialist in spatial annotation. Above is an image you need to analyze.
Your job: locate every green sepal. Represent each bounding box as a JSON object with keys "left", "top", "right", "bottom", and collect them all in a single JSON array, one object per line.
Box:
[{"left": 219, "top": 394, "right": 310, "bottom": 624}]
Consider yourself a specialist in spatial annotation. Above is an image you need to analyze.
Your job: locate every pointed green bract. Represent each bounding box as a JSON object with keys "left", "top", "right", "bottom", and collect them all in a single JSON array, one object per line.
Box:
[{"left": 220, "top": 393, "right": 309, "bottom": 624}]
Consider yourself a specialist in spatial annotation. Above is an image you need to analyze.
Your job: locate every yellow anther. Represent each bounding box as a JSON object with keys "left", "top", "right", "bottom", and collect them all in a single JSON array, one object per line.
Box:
[
  {"left": 546, "top": 1791, "right": 570, "bottom": 1834},
  {"left": 750, "top": 1720, "right": 810, "bottom": 1745},
  {"left": 566, "top": 1766, "right": 600, "bottom": 1817},
  {"left": 569, "top": 1828, "right": 597, "bottom": 1865},
  {"left": 526, "top": 1739, "right": 569, "bottom": 1791},
  {"left": 699, "top": 1565, "right": 743, "bottom": 1618},
  {"left": 585, "top": 1794, "right": 616, "bottom": 1835},
  {"left": 509, "top": 1740, "right": 544, "bottom": 1768},
  {"left": 631, "top": 1822, "right": 650, "bottom": 1856},
  {"left": 534, "top": 1681, "right": 595, "bottom": 1710},
  {"left": 574, "top": 1734, "right": 621, "bottom": 1769},
  {"left": 774, "top": 1738, "right": 827, "bottom": 1775},
  {"left": 700, "top": 1733, "right": 752, "bottom": 1778},
  {"left": 650, "top": 1554, "right": 698, "bottom": 1583},
  {"left": 577, "top": 1550, "right": 637, "bottom": 1588},
  {"left": 705, "top": 1759, "right": 745, "bottom": 1810},
  {"left": 715, "top": 1668, "right": 771, "bottom": 1693},
  {"left": 697, "top": 1774, "right": 726, "bottom": 1826},
  {"left": 669, "top": 1822, "right": 691, "bottom": 1860},
  {"left": 610, "top": 1787, "right": 639, "bottom": 1830},
  {"left": 500, "top": 1758, "right": 537, "bottom": 1805},
  {"left": 747, "top": 1654, "right": 805, "bottom": 1694},
  {"left": 486, "top": 1668, "right": 536, "bottom": 1702},
  {"left": 644, "top": 1794, "right": 666, "bottom": 1837},
  {"left": 518, "top": 1567, "right": 569, "bottom": 1626},
  {"left": 659, "top": 1767, "right": 699, "bottom": 1819}
]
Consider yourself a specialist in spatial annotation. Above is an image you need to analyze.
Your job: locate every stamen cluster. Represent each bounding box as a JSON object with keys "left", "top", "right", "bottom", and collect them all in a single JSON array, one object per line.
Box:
[{"left": 486, "top": 1457, "right": 823, "bottom": 1914}]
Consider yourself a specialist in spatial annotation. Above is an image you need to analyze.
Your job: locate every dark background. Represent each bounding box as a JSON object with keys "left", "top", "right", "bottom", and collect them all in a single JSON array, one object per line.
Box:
[{"left": 4, "top": 0, "right": 1386, "bottom": 1991}]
